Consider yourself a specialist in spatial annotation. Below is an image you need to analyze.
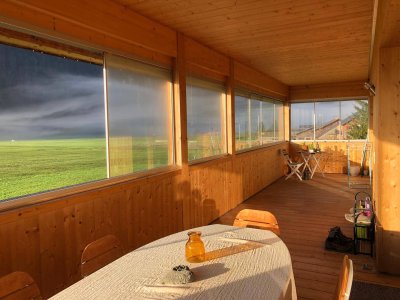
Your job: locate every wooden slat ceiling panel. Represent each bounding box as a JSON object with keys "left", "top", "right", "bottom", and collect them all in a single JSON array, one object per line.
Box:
[{"left": 114, "top": 0, "right": 373, "bottom": 86}]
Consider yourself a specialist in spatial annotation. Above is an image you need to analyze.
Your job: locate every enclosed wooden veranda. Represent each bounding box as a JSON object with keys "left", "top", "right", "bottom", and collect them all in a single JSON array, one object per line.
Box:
[{"left": 0, "top": 1, "right": 400, "bottom": 299}]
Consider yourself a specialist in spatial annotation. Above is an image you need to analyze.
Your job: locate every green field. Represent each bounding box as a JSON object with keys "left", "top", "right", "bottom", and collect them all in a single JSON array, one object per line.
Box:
[
  {"left": 0, "top": 138, "right": 107, "bottom": 200},
  {"left": 0, "top": 135, "right": 223, "bottom": 201}
]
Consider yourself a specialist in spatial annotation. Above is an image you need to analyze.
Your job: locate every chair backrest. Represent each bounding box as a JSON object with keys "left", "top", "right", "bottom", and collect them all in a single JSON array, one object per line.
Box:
[
  {"left": 280, "top": 149, "right": 293, "bottom": 164},
  {"left": 0, "top": 271, "right": 41, "bottom": 300},
  {"left": 233, "top": 209, "right": 280, "bottom": 236},
  {"left": 81, "top": 234, "right": 123, "bottom": 277},
  {"left": 334, "top": 255, "right": 353, "bottom": 300}
]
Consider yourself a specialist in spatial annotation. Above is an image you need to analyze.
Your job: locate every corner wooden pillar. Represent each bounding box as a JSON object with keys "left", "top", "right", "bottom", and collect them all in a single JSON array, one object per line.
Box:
[{"left": 375, "top": 46, "right": 400, "bottom": 274}]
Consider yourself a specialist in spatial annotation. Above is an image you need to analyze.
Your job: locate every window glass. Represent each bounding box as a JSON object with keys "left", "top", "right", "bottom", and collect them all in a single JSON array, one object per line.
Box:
[
  {"left": 187, "top": 76, "right": 226, "bottom": 161},
  {"left": 235, "top": 95, "right": 252, "bottom": 150},
  {"left": 106, "top": 54, "right": 173, "bottom": 176},
  {"left": 290, "top": 103, "right": 314, "bottom": 140},
  {"left": 315, "top": 101, "right": 340, "bottom": 140},
  {"left": 290, "top": 100, "right": 368, "bottom": 141},
  {"left": 0, "top": 43, "right": 106, "bottom": 201},
  {"left": 261, "top": 101, "right": 274, "bottom": 143},
  {"left": 342, "top": 100, "right": 368, "bottom": 140}
]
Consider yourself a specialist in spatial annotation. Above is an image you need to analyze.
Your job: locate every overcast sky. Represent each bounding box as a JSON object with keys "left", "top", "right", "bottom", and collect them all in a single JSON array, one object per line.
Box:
[{"left": 0, "top": 44, "right": 105, "bottom": 141}]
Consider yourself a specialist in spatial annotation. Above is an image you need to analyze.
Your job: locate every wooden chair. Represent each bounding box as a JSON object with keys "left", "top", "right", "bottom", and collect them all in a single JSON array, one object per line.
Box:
[
  {"left": 334, "top": 255, "right": 353, "bottom": 300},
  {"left": 280, "top": 149, "right": 303, "bottom": 181},
  {"left": 0, "top": 271, "right": 41, "bottom": 300},
  {"left": 81, "top": 234, "right": 123, "bottom": 277},
  {"left": 233, "top": 209, "right": 280, "bottom": 236}
]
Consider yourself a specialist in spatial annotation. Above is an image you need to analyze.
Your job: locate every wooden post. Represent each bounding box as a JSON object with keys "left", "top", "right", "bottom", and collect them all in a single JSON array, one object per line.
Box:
[
  {"left": 375, "top": 46, "right": 400, "bottom": 275},
  {"left": 174, "top": 33, "right": 191, "bottom": 229}
]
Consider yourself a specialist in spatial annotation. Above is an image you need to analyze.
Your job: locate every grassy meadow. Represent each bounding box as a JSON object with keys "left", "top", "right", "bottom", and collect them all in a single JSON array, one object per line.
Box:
[
  {"left": 0, "top": 134, "right": 224, "bottom": 201},
  {"left": 0, "top": 138, "right": 107, "bottom": 200}
]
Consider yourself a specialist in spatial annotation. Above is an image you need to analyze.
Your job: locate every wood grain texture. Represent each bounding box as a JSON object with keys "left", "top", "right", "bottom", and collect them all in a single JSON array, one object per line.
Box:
[
  {"left": 116, "top": 0, "right": 373, "bottom": 86},
  {"left": 0, "top": 0, "right": 176, "bottom": 64},
  {"left": 0, "top": 271, "right": 41, "bottom": 300},
  {"left": 234, "top": 61, "right": 288, "bottom": 100},
  {"left": 290, "top": 141, "right": 370, "bottom": 174},
  {"left": 233, "top": 209, "right": 280, "bottom": 236},
  {"left": 373, "top": 46, "right": 400, "bottom": 275},
  {"left": 0, "top": 143, "right": 287, "bottom": 298},
  {"left": 80, "top": 235, "right": 123, "bottom": 277},
  {"left": 290, "top": 81, "right": 369, "bottom": 102},
  {"left": 214, "top": 174, "right": 400, "bottom": 300},
  {"left": 184, "top": 36, "right": 230, "bottom": 76}
]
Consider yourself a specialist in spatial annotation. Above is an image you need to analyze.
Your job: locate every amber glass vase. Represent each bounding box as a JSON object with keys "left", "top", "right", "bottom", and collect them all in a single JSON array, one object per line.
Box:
[{"left": 185, "top": 231, "right": 205, "bottom": 263}]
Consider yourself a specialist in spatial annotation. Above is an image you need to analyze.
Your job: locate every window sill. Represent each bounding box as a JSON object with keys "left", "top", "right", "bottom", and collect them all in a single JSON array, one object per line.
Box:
[
  {"left": 235, "top": 141, "right": 287, "bottom": 155},
  {"left": 188, "top": 154, "right": 230, "bottom": 169},
  {"left": 290, "top": 139, "right": 368, "bottom": 142},
  {"left": 0, "top": 165, "right": 181, "bottom": 213}
]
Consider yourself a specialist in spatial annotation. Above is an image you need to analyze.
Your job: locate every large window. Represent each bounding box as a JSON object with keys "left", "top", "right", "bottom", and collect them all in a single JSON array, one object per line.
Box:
[
  {"left": 235, "top": 92, "right": 285, "bottom": 151},
  {"left": 291, "top": 100, "right": 368, "bottom": 140},
  {"left": 186, "top": 76, "right": 226, "bottom": 161},
  {"left": 0, "top": 37, "right": 176, "bottom": 202},
  {"left": 106, "top": 54, "right": 173, "bottom": 176},
  {"left": 0, "top": 43, "right": 106, "bottom": 201}
]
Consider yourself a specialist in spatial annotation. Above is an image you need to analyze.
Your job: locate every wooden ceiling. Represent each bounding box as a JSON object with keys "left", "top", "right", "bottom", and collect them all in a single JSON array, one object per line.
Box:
[{"left": 114, "top": 0, "right": 374, "bottom": 86}]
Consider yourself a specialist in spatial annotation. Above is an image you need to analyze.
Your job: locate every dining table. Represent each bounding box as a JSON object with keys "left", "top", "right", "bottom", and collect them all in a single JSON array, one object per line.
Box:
[{"left": 51, "top": 224, "right": 297, "bottom": 300}]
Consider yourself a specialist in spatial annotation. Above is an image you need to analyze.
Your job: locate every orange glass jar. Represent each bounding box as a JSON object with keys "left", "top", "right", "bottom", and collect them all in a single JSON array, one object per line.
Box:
[{"left": 185, "top": 231, "right": 205, "bottom": 263}]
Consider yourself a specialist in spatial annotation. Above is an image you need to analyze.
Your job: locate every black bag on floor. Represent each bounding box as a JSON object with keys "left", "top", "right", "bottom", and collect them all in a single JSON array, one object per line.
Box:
[{"left": 325, "top": 226, "right": 353, "bottom": 253}]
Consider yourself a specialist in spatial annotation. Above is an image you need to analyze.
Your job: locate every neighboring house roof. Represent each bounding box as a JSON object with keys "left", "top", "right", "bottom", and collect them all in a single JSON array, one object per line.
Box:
[{"left": 294, "top": 115, "right": 354, "bottom": 140}]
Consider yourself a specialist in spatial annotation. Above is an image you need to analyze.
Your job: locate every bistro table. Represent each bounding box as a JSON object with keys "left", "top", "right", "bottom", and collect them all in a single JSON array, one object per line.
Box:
[
  {"left": 298, "top": 150, "right": 325, "bottom": 179},
  {"left": 51, "top": 224, "right": 297, "bottom": 300}
]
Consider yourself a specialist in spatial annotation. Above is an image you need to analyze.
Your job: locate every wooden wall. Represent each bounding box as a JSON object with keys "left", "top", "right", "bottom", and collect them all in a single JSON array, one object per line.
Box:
[
  {"left": 0, "top": 144, "right": 288, "bottom": 297},
  {"left": 289, "top": 81, "right": 369, "bottom": 102},
  {"left": 369, "top": 0, "right": 400, "bottom": 276},
  {"left": 0, "top": 1, "right": 289, "bottom": 297},
  {"left": 290, "top": 141, "right": 370, "bottom": 174}
]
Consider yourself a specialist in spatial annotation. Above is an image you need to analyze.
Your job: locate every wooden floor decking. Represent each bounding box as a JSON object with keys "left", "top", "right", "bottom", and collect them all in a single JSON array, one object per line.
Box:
[{"left": 214, "top": 174, "right": 400, "bottom": 300}]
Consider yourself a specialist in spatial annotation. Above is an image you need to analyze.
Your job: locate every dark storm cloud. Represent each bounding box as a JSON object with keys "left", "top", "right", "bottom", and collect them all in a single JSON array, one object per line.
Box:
[
  {"left": 0, "top": 65, "right": 105, "bottom": 140},
  {"left": 38, "top": 101, "right": 102, "bottom": 120}
]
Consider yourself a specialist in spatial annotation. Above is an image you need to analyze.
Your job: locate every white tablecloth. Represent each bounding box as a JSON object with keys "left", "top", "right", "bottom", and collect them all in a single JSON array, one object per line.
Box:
[{"left": 51, "top": 225, "right": 297, "bottom": 300}]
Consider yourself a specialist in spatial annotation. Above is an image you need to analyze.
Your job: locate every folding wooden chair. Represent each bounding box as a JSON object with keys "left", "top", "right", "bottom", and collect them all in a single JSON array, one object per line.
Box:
[
  {"left": 280, "top": 149, "right": 303, "bottom": 181},
  {"left": 333, "top": 255, "right": 353, "bottom": 300},
  {"left": 81, "top": 234, "right": 123, "bottom": 277},
  {"left": 0, "top": 271, "right": 41, "bottom": 300},
  {"left": 233, "top": 209, "right": 280, "bottom": 236}
]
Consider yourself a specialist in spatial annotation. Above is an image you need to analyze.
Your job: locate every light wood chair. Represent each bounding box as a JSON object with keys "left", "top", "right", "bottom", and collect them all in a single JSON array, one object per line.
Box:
[
  {"left": 233, "top": 209, "right": 280, "bottom": 236},
  {"left": 0, "top": 271, "right": 41, "bottom": 300},
  {"left": 81, "top": 234, "right": 123, "bottom": 277},
  {"left": 280, "top": 149, "right": 303, "bottom": 181},
  {"left": 334, "top": 255, "right": 353, "bottom": 300}
]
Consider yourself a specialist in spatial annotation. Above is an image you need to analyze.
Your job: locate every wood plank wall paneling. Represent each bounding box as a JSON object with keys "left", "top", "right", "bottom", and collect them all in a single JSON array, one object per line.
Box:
[
  {"left": 289, "top": 141, "right": 370, "bottom": 174},
  {"left": 0, "top": 0, "right": 176, "bottom": 65},
  {"left": 369, "top": 0, "right": 400, "bottom": 275},
  {"left": 289, "top": 81, "right": 370, "bottom": 102},
  {"left": 374, "top": 46, "right": 400, "bottom": 275},
  {"left": 0, "top": 0, "right": 294, "bottom": 298},
  {"left": 234, "top": 61, "right": 288, "bottom": 100},
  {"left": 187, "top": 143, "right": 287, "bottom": 229},
  {"left": 0, "top": 144, "right": 288, "bottom": 297},
  {"left": 184, "top": 36, "right": 230, "bottom": 77},
  {"left": 0, "top": 172, "right": 185, "bottom": 297}
]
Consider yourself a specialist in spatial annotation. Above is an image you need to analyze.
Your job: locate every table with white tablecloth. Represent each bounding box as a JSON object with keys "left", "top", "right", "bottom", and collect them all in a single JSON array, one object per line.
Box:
[{"left": 51, "top": 224, "right": 297, "bottom": 300}]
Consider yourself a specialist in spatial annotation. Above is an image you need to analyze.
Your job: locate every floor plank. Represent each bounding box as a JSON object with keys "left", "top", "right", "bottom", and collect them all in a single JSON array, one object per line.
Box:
[{"left": 214, "top": 174, "right": 400, "bottom": 300}]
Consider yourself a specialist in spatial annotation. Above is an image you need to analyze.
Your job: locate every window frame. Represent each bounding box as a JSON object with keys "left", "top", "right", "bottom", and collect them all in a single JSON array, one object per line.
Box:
[
  {"left": 0, "top": 28, "right": 177, "bottom": 209},
  {"left": 290, "top": 99, "right": 369, "bottom": 142},
  {"left": 234, "top": 88, "right": 286, "bottom": 153},
  {"left": 186, "top": 75, "right": 228, "bottom": 164}
]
